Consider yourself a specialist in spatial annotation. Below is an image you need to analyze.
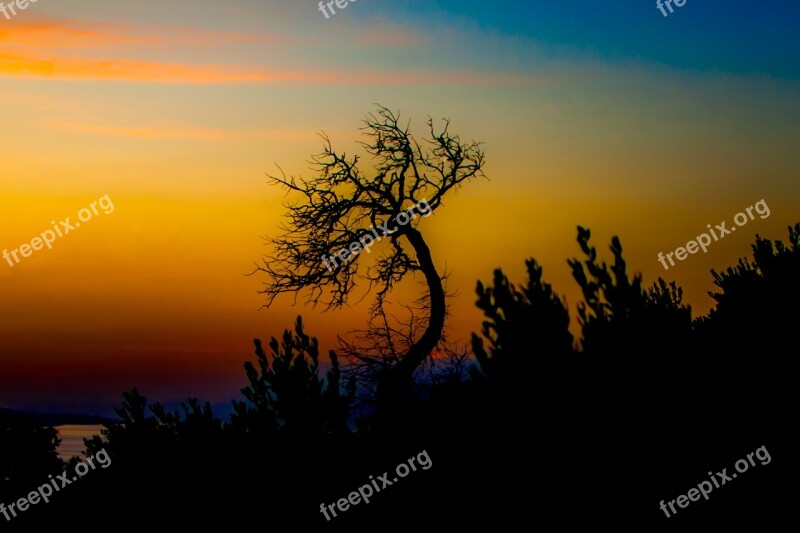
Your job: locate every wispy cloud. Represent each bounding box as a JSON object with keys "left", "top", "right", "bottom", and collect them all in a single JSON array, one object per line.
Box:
[
  {"left": 1, "top": 49, "right": 527, "bottom": 85},
  {"left": 0, "top": 17, "right": 526, "bottom": 86},
  {"left": 45, "top": 121, "right": 319, "bottom": 140},
  {"left": 0, "top": 19, "right": 275, "bottom": 48},
  {"left": 0, "top": 52, "right": 269, "bottom": 83}
]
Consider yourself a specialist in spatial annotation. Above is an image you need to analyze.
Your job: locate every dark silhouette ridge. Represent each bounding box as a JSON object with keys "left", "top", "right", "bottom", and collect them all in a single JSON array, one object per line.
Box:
[
  {"left": 6, "top": 223, "right": 797, "bottom": 528},
  {"left": 0, "top": 408, "right": 116, "bottom": 426}
]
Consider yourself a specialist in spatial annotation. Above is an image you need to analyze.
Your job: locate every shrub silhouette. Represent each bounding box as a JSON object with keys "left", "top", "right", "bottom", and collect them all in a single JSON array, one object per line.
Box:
[
  {"left": 85, "top": 388, "right": 171, "bottom": 456},
  {"left": 568, "top": 226, "right": 693, "bottom": 359},
  {"left": 699, "top": 222, "right": 800, "bottom": 351},
  {"left": 232, "top": 316, "right": 355, "bottom": 437},
  {"left": 0, "top": 410, "right": 62, "bottom": 501},
  {"left": 471, "top": 258, "right": 574, "bottom": 387}
]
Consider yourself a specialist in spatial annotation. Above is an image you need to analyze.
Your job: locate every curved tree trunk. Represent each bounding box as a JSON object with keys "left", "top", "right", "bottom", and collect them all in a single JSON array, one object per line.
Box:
[{"left": 390, "top": 226, "right": 446, "bottom": 382}]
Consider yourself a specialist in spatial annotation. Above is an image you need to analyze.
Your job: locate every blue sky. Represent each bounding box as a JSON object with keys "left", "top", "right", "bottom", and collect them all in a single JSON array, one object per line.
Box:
[{"left": 375, "top": 0, "right": 800, "bottom": 78}]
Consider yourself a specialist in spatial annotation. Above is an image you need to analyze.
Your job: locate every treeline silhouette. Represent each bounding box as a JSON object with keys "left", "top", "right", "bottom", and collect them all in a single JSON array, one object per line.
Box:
[{"left": 4, "top": 224, "right": 798, "bottom": 528}]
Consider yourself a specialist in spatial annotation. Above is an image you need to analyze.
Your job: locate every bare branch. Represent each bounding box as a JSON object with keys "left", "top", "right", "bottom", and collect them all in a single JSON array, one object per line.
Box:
[{"left": 254, "top": 105, "right": 486, "bottom": 383}]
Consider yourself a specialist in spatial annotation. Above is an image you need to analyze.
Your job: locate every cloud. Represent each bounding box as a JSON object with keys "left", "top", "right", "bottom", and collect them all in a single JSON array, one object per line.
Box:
[
  {"left": 0, "top": 17, "right": 527, "bottom": 86},
  {"left": 45, "top": 121, "right": 319, "bottom": 140},
  {"left": 0, "top": 19, "right": 274, "bottom": 48},
  {"left": 0, "top": 49, "right": 527, "bottom": 85},
  {"left": 0, "top": 52, "right": 269, "bottom": 83}
]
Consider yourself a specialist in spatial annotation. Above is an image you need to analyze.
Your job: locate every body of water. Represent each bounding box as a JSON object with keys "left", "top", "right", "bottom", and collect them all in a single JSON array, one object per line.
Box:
[{"left": 55, "top": 424, "right": 105, "bottom": 460}]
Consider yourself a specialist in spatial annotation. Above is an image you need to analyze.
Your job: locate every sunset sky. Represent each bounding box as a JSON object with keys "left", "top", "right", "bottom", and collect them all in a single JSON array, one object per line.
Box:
[{"left": 1, "top": 0, "right": 798, "bottom": 415}]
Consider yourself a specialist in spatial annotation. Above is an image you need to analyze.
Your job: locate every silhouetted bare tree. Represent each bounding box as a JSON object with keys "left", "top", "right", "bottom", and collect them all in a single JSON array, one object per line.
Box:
[{"left": 255, "top": 105, "right": 485, "bottom": 388}]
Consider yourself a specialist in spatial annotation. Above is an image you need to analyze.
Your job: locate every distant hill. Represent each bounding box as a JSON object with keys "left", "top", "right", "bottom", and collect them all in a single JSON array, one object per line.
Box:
[
  {"left": 2, "top": 399, "right": 238, "bottom": 426},
  {"left": 154, "top": 401, "right": 236, "bottom": 421},
  {"left": 0, "top": 407, "right": 117, "bottom": 426}
]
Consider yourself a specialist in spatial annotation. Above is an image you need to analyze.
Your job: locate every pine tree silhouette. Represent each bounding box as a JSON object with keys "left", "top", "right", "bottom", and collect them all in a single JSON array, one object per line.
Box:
[{"left": 234, "top": 316, "right": 355, "bottom": 437}]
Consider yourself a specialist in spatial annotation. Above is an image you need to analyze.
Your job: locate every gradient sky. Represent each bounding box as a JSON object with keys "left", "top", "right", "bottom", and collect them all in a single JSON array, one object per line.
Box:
[{"left": 1, "top": 0, "right": 798, "bottom": 415}]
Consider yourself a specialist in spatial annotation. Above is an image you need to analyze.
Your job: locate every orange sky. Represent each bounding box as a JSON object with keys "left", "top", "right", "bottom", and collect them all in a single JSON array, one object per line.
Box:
[{"left": 1, "top": 2, "right": 799, "bottom": 414}]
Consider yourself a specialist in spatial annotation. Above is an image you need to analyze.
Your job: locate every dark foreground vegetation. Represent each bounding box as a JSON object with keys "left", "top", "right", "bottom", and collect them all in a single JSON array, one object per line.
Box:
[{"left": 3, "top": 225, "right": 797, "bottom": 528}]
